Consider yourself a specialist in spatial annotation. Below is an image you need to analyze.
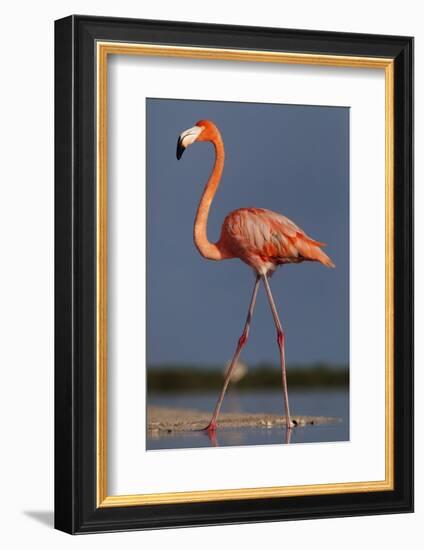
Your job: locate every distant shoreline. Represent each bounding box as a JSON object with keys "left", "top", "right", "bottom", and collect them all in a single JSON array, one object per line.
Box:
[{"left": 147, "top": 364, "right": 349, "bottom": 393}]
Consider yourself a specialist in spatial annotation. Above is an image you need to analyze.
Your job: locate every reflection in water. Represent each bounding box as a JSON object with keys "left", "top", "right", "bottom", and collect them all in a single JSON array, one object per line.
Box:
[
  {"left": 206, "top": 428, "right": 218, "bottom": 447},
  {"left": 148, "top": 423, "right": 340, "bottom": 451},
  {"left": 204, "top": 426, "right": 271, "bottom": 447},
  {"left": 205, "top": 425, "right": 292, "bottom": 447},
  {"left": 286, "top": 427, "right": 293, "bottom": 445}
]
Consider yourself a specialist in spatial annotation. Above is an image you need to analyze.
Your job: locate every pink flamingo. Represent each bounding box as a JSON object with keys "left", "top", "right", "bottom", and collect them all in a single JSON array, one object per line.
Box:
[{"left": 176, "top": 120, "right": 335, "bottom": 431}]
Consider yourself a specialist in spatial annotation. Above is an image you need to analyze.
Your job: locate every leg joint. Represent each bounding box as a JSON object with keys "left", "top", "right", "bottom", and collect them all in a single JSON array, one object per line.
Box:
[
  {"left": 277, "top": 328, "right": 285, "bottom": 347},
  {"left": 238, "top": 330, "right": 249, "bottom": 348}
]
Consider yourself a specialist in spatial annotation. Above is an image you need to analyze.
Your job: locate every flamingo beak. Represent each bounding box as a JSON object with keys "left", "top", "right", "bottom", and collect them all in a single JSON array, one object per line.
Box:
[
  {"left": 176, "top": 125, "right": 203, "bottom": 160},
  {"left": 176, "top": 136, "right": 185, "bottom": 160}
]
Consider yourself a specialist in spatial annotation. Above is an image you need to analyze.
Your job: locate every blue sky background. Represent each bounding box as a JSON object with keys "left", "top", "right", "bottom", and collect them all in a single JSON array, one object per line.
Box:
[{"left": 146, "top": 98, "right": 349, "bottom": 368}]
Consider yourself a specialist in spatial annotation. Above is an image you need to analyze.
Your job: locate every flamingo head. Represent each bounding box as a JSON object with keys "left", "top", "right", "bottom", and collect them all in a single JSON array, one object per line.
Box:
[{"left": 176, "top": 120, "right": 219, "bottom": 160}]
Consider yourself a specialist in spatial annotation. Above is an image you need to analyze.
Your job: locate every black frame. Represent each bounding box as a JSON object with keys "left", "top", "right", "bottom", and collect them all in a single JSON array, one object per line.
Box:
[{"left": 55, "top": 15, "right": 414, "bottom": 534}]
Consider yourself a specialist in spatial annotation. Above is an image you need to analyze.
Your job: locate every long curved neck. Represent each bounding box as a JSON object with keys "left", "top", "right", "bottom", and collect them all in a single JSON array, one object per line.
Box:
[{"left": 193, "top": 134, "right": 227, "bottom": 261}]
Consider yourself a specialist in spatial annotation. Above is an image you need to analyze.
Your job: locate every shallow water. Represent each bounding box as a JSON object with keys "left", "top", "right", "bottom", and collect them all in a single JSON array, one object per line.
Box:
[{"left": 147, "top": 389, "right": 349, "bottom": 450}]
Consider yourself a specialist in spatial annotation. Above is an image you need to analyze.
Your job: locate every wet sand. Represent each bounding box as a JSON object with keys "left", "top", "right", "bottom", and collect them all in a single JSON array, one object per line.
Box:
[{"left": 147, "top": 406, "right": 341, "bottom": 432}]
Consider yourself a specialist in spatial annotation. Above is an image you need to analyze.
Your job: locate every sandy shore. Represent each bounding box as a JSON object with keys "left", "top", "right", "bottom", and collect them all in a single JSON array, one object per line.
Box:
[{"left": 147, "top": 406, "right": 340, "bottom": 432}]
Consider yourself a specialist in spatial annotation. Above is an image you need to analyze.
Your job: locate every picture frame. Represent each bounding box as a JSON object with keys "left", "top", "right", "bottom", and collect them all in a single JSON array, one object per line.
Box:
[{"left": 54, "top": 15, "right": 413, "bottom": 534}]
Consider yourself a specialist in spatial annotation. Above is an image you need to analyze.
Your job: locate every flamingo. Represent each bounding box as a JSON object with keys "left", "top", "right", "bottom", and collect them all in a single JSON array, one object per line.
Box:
[{"left": 176, "top": 120, "right": 335, "bottom": 431}]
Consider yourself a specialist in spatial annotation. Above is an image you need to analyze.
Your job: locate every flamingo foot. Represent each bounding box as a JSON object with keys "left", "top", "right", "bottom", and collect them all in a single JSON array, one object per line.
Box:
[{"left": 204, "top": 421, "right": 217, "bottom": 432}]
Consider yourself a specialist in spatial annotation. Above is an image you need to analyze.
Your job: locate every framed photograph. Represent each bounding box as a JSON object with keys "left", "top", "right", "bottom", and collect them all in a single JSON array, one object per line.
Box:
[{"left": 54, "top": 15, "right": 413, "bottom": 534}]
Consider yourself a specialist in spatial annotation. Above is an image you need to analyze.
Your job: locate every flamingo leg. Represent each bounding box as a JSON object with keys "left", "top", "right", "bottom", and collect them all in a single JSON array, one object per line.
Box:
[
  {"left": 205, "top": 275, "right": 261, "bottom": 431},
  {"left": 262, "top": 275, "right": 294, "bottom": 429}
]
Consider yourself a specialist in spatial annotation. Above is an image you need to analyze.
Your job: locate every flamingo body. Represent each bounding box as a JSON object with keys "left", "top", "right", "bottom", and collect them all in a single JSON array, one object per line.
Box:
[{"left": 219, "top": 207, "right": 335, "bottom": 275}]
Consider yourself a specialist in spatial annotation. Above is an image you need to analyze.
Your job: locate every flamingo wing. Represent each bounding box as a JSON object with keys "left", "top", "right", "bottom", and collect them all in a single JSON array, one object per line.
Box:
[{"left": 221, "top": 208, "right": 335, "bottom": 268}]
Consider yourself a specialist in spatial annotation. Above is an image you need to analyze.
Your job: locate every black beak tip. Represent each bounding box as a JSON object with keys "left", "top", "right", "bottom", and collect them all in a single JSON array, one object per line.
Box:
[{"left": 176, "top": 140, "right": 185, "bottom": 160}]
